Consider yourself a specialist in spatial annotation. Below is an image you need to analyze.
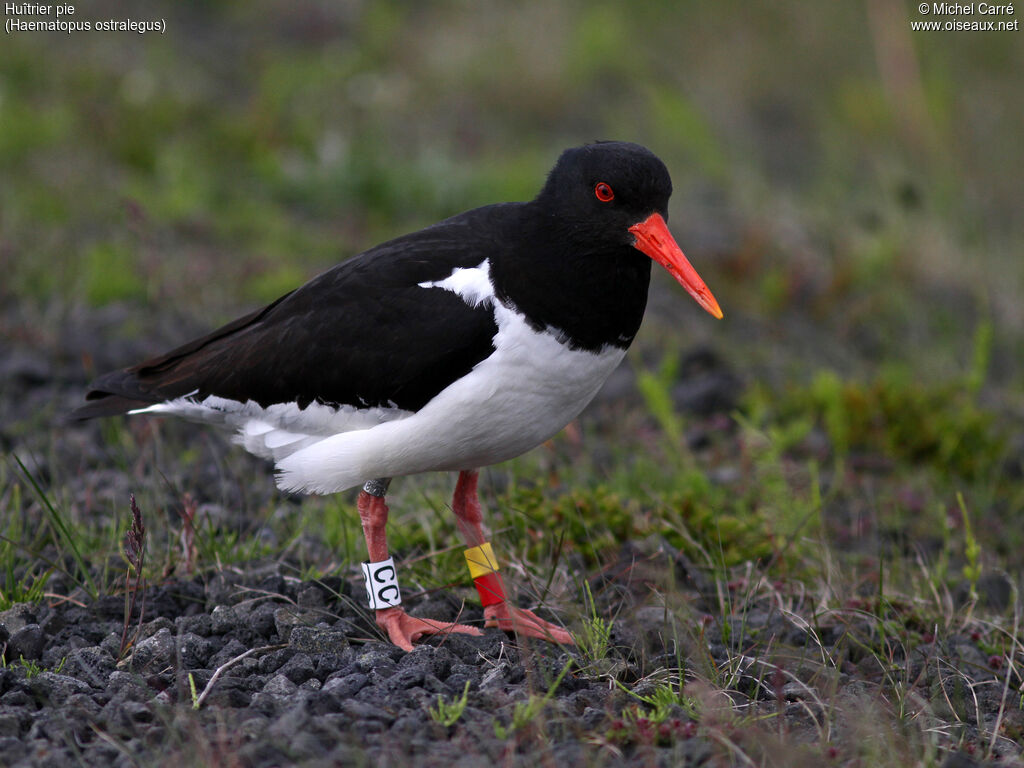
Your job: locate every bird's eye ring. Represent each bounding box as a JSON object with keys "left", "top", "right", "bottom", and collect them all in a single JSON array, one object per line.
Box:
[{"left": 594, "top": 182, "right": 614, "bottom": 202}]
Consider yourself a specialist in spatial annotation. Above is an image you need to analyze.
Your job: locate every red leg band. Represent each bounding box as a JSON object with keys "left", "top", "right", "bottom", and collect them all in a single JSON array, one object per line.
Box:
[{"left": 473, "top": 572, "right": 506, "bottom": 607}]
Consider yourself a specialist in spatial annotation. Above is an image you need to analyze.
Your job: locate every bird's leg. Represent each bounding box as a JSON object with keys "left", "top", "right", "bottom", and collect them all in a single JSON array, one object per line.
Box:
[
  {"left": 453, "top": 470, "right": 574, "bottom": 645},
  {"left": 357, "top": 478, "right": 482, "bottom": 651}
]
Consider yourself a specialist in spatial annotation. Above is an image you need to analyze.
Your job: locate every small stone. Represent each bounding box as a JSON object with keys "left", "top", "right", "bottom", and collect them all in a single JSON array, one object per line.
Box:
[
  {"left": 208, "top": 638, "right": 249, "bottom": 669},
  {"left": 0, "top": 604, "right": 38, "bottom": 635},
  {"left": 355, "top": 647, "right": 397, "bottom": 676},
  {"left": 29, "top": 672, "right": 93, "bottom": 705},
  {"left": 38, "top": 610, "right": 63, "bottom": 636},
  {"left": 6, "top": 624, "right": 45, "bottom": 662},
  {"left": 421, "top": 674, "right": 450, "bottom": 695},
  {"left": 288, "top": 626, "right": 348, "bottom": 655},
  {"left": 62, "top": 646, "right": 116, "bottom": 685},
  {"left": 258, "top": 648, "right": 294, "bottom": 675},
  {"left": 278, "top": 653, "right": 316, "bottom": 685},
  {"left": 397, "top": 644, "right": 454, "bottom": 679},
  {"left": 121, "top": 627, "right": 175, "bottom": 671},
  {"left": 322, "top": 672, "right": 368, "bottom": 699},
  {"left": 107, "top": 671, "right": 150, "bottom": 701},
  {"left": 210, "top": 605, "right": 239, "bottom": 635},
  {"left": 175, "top": 613, "right": 211, "bottom": 636},
  {"left": 297, "top": 584, "right": 327, "bottom": 609},
  {"left": 99, "top": 632, "right": 122, "bottom": 659},
  {"left": 315, "top": 652, "right": 349, "bottom": 678},
  {"left": 201, "top": 678, "right": 251, "bottom": 709},
  {"left": 273, "top": 607, "right": 321, "bottom": 642},
  {"left": 387, "top": 667, "right": 424, "bottom": 690},
  {"left": 263, "top": 674, "right": 298, "bottom": 697},
  {"left": 137, "top": 617, "right": 175, "bottom": 641},
  {"left": 249, "top": 603, "right": 280, "bottom": 639},
  {"left": 177, "top": 632, "right": 212, "bottom": 668}
]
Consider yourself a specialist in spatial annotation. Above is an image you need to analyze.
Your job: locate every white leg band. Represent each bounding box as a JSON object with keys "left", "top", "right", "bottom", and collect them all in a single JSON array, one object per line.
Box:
[{"left": 362, "top": 557, "right": 402, "bottom": 609}]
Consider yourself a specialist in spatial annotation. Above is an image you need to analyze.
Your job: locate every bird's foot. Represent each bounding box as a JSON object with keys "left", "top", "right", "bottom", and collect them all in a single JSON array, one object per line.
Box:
[
  {"left": 375, "top": 606, "right": 483, "bottom": 651},
  {"left": 484, "top": 602, "right": 574, "bottom": 645}
]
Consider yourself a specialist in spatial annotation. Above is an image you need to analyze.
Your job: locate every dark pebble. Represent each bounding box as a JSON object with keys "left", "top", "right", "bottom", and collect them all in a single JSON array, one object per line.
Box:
[
  {"left": 322, "top": 671, "right": 368, "bottom": 698},
  {"left": 278, "top": 652, "right": 316, "bottom": 684},
  {"left": 6, "top": 624, "right": 45, "bottom": 662},
  {"left": 288, "top": 625, "right": 348, "bottom": 655},
  {"left": 62, "top": 646, "right": 116, "bottom": 685}
]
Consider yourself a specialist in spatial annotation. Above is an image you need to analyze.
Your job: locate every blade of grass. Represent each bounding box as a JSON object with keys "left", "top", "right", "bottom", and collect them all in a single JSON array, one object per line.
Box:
[{"left": 12, "top": 453, "right": 98, "bottom": 599}]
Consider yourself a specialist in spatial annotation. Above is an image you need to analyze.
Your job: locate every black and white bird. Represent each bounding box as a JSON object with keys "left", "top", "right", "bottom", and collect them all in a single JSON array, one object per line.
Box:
[{"left": 73, "top": 141, "right": 722, "bottom": 650}]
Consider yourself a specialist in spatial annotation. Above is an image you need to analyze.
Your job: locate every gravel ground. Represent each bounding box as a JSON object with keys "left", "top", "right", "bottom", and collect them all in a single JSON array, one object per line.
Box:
[
  {"left": 2, "top": 301, "right": 1022, "bottom": 767},
  {"left": 1, "top": 543, "right": 1020, "bottom": 768},
  {"left": 0, "top": 544, "right": 707, "bottom": 768}
]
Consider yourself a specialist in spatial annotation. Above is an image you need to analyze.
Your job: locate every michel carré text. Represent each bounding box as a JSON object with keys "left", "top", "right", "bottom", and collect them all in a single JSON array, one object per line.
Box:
[{"left": 929, "top": 2, "right": 1015, "bottom": 13}]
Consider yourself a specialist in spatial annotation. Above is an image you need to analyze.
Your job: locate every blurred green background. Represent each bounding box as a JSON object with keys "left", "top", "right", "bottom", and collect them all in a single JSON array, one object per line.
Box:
[
  {"left": 3, "top": 1, "right": 1020, "bottom": 338},
  {"left": 1, "top": 0, "right": 1022, "bottom": 568}
]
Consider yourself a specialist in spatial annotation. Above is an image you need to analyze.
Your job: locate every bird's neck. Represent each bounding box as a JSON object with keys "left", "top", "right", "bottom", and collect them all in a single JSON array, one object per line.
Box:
[{"left": 490, "top": 210, "right": 652, "bottom": 352}]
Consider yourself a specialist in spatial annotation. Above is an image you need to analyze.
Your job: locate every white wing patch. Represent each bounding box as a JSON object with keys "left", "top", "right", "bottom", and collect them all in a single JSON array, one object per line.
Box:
[{"left": 417, "top": 259, "right": 494, "bottom": 308}]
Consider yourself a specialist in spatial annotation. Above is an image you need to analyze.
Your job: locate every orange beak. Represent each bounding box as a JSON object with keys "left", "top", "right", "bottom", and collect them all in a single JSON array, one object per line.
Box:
[{"left": 629, "top": 213, "right": 723, "bottom": 319}]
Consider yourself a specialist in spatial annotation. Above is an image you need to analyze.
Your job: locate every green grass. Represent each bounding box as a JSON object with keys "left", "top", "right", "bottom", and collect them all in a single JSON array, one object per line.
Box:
[{"left": 428, "top": 680, "right": 471, "bottom": 728}]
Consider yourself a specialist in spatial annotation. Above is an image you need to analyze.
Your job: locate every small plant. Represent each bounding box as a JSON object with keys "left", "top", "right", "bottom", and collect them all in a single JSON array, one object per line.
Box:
[
  {"left": 617, "top": 676, "right": 697, "bottom": 725},
  {"left": 574, "top": 582, "right": 612, "bottom": 663},
  {"left": 493, "top": 660, "right": 572, "bottom": 739},
  {"left": 428, "top": 679, "right": 470, "bottom": 727},
  {"left": 0, "top": 561, "right": 49, "bottom": 613},
  {"left": 607, "top": 715, "right": 697, "bottom": 747},
  {"left": 188, "top": 672, "right": 200, "bottom": 710},
  {"left": 119, "top": 494, "right": 147, "bottom": 659},
  {"left": 635, "top": 353, "right": 684, "bottom": 446},
  {"left": 958, "top": 492, "right": 982, "bottom": 602},
  {"left": 17, "top": 657, "right": 42, "bottom": 677},
  {"left": 12, "top": 454, "right": 98, "bottom": 599},
  {"left": 0, "top": 655, "right": 65, "bottom": 678}
]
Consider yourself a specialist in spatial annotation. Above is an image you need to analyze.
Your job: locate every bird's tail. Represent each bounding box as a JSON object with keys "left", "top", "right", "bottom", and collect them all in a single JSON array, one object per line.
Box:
[{"left": 274, "top": 430, "right": 383, "bottom": 495}]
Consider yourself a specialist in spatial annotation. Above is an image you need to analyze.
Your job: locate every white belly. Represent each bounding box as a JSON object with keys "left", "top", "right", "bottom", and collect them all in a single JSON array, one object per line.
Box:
[{"left": 273, "top": 301, "right": 626, "bottom": 493}]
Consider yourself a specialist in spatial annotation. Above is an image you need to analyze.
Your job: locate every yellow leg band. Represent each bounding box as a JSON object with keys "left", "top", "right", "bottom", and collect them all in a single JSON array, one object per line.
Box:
[{"left": 464, "top": 542, "right": 499, "bottom": 579}]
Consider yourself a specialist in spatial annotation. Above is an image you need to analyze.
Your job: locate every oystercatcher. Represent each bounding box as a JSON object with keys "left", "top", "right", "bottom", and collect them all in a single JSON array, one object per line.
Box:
[{"left": 73, "top": 141, "right": 722, "bottom": 650}]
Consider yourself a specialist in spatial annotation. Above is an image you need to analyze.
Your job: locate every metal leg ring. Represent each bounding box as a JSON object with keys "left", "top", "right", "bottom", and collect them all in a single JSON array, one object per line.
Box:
[{"left": 362, "top": 478, "right": 392, "bottom": 498}]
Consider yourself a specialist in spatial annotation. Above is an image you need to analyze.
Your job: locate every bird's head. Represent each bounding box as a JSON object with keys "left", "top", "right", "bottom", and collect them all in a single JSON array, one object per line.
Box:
[{"left": 536, "top": 141, "right": 723, "bottom": 320}]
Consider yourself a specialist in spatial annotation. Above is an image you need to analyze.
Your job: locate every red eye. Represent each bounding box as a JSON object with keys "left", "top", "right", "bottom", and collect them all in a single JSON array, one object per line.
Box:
[{"left": 594, "top": 182, "right": 614, "bottom": 202}]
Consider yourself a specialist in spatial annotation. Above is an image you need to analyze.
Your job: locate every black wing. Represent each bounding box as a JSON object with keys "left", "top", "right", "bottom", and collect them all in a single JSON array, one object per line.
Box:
[{"left": 71, "top": 206, "right": 513, "bottom": 420}]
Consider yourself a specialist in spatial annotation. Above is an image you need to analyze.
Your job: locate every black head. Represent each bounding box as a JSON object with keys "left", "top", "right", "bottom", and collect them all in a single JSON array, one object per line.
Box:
[
  {"left": 528, "top": 141, "right": 722, "bottom": 320},
  {"left": 490, "top": 141, "right": 719, "bottom": 352},
  {"left": 534, "top": 141, "right": 674, "bottom": 245}
]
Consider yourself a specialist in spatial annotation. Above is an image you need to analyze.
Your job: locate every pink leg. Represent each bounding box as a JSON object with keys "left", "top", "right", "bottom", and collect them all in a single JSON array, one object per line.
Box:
[
  {"left": 358, "top": 484, "right": 482, "bottom": 651},
  {"left": 453, "top": 470, "right": 574, "bottom": 645}
]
